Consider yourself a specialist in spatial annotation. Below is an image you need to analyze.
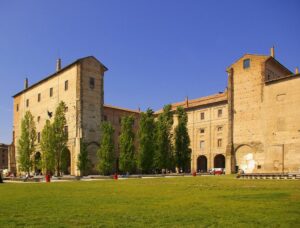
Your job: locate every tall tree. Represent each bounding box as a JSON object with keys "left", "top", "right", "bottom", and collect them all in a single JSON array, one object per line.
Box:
[
  {"left": 154, "top": 104, "right": 174, "bottom": 172},
  {"left": 138, "top": 108, "right": 155, "bottom": 174},
  {"left": 119, "top": 115, "right": 136, "bottom": 174},
  {"left": 17, "top": 111, "right": 37, "bottom": 174},
  {"left": 52, "top": 101, "right": 68, "bottom": 176},
  {"left": 97, "top": 121, "right": 115, "bottom": 175},
  {"left": 174, "top": 106, "right": 191, "bottom": 173},
  {"left": 40, "top": 119, "right": 55, "bottom": 174},
  {"left": 77, "top": 139, "right": 90, "bottom": 176}
]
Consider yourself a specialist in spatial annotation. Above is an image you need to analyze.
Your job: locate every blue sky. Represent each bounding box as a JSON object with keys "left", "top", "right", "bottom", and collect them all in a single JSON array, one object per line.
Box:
[{"left": 0, "top": 0, "right": 299, "bottom": 143}]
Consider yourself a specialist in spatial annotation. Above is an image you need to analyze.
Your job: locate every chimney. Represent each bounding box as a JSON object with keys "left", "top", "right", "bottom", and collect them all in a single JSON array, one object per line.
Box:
[
  {"left": 270, "top": 46, "right": 275, "bottom": 58},
  {"left": 56, "top": 58, "right": 61, "bottom": 72},
  {"left": 24, "top": 78, "right": 28, "bottom": 89},
  {"left": 185, "top": 96, "right": 189, "bottom": 108},
  {"left": 296, "top": 67, "right": 299, "bottom": 74}
]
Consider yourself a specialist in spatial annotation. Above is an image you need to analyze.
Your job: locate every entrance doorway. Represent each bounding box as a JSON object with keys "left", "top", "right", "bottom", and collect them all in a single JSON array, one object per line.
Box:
[
  {"left": 197, "top": 155, "right": 207, "bottom": 172},
  {"left": 214, "top": 154, "right": 225, "bottom": 168}
]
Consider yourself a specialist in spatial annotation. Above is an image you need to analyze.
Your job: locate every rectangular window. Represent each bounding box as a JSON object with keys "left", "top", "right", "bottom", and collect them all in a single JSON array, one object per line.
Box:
[
  {"left": 26, "top": 99, "right": 29, "bottom": 107},
  {"left": 218, "top": 109, "right": 222, "bottom": 118},
  {"left": 217, "top": 126, "right": 223, "bottom": 132},
  {"left": 37, "top": 132, "right": 40, "bottom": 143},
  {"left": 16, "top": 104, "right": 19, "bottom": 112},
  {"left": 217, "top": 139, "right": 222, "bottom": 147},
  {"left": 50, "top": 88, "right": 53, "bottom": 97},
  {"left": 89, "top": 77, "right": 95, "bottom": 89},
  {"left": 38, "top": 93, "right": 41, "bottom": 102},
  {"left": 200, "top": 140, "right": 205, "bottom": 149},
  {"left": 64, "top": 126, "right": 68, "bottom": 139},
  {"left": 37, "top": 116, "right": 40, "bottom": 123},
  {"left": 65, "top": 80, "right": 68, "bottom": 91},
  {"left": 200, "top": 128, "right": 205, "bottom": 134},
  {"left": 200, "top": 112, "right": 205, "bottom": 120},
  {"left": 243, "top": 59, "right": 250, "bottom": 69}
]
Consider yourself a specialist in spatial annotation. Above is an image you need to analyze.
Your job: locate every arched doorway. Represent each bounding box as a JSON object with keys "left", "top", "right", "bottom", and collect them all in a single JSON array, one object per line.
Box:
[
  {"left": 197, "top": 155, "right": 207, "bottom": 172},
  {"left": 61, "top": 148, "right": 71, "bottom": 175},
  {"left": 214, "top": 154, "right": 225, "bottom": 168},
  {"left": 34, "top": 152, "right": 42, "bottom": 175},
  {"left": 235, "top": 145, "right": 255, "bottom": 173}
]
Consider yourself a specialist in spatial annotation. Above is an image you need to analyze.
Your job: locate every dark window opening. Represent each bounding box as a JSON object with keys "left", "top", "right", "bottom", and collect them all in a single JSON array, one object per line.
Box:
[
  {"left": 200, "top": 112, "right": 205, "bottom": 120},
  {"left": 218, "top": 109, "right": 222, "bottom": 117},
  {"left": 65, "top": 80, "right": 68, "bottom": 91},
  {"left": 50, "top": 88, "right": 53, "bottom": 97},
  {"left": 89, "top": 77, "right": 95, "bottom": 89},
  {"left": 64, "top": 126, "right": 68, "bottom": 139},
  {"left": 243, "top": 59, "right": 250, "bottom": 69},
  {"left": 38, "top": 93, "right": 41, "bottom": 102},
  {"left": 26, "top": 99, "right": 29, "bottom": 107}
]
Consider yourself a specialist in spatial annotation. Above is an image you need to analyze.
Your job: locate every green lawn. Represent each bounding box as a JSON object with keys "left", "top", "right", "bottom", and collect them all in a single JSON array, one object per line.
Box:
[{"left": 0, "top": 176, "right": 299, "bottom": 227}]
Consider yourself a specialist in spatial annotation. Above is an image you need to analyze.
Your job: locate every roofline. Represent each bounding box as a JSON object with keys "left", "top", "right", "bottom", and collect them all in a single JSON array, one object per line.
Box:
[
  {"left": 13, "top": 56, "right": 108, "bottom": 98},
  {"left": 155, "top": 92, "right": 228, "bottom": 114},
  {"left": 103, "top": 104, "right": 141, "bottom": 114},
  {"left": 226, "top": 54, "right": 292, "bottom": 75},
  {"left": 265, "top": 73, "right": 300, "bottom": 85},
  {"left": 226, "top": 53, "right": 269, "bottom": 71},
  {"left": 265, "top": 56, "right": 293, "bottom": 74}
]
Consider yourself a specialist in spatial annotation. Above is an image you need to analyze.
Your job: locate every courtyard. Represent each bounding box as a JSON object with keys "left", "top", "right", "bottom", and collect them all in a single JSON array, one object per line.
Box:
[{"left": 0, "top": 175, "right": 299, "bottom": 227}]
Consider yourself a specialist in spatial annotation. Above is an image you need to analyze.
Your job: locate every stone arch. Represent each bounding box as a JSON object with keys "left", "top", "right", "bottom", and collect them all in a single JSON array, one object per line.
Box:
[
  {"left": 235, "top": 144, "right": 255, "bottom": 173},
  {"left": 197, "top": 155, "right": 207, "bottom": 172},
  {"left": 214, "top": 154, "right": 225, "bottom": 168}
]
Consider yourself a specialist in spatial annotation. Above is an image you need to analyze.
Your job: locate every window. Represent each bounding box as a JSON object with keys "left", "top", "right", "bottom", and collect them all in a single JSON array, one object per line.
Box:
[
  {"left": 37, "top": 132, "right": 40, "bottom": 143},
  {"left": 50, "top": 88, "right": 53, "bottom": 97},
  {"left": 26, "top": 99, "right": 29, "bottom": 107},
  {"left": 103, "top": 115, "right": 107, "bottom": 121},
  {"left": 89, "top": 77, "right": 95, "bottom": 89},
  {"left": 217, "top": 126, "right": 223, "bottom": 132},
  {"left": 200, "top": 112, "right": 205, "bottom": 120},
  {"left": 217, "top": 139, "right": 222, "bottom": 147},
  {"left": 218, "top": 109, "right": 222, "bottom": 118},
  {"left": 37, "top": 116, "right": 40, "bottom": 123},
  {"left": 243, "top": 59, "right": 250, "bottom": 69},
  {"left": 65, "top": 106, "right": 68, "bottom": 112},
  {"left": 38, "top": 93, "right": 41, "bottom": 102},
  {"left": 64, "top": 126, "right": 68, "bottom": 139},
  {"left": 257, "top": 165, "right": 262, "bottom": 169},
  {"left": 16, "top": 104, "right": 19, "bottom": 112},
  {"left": 200, "top": 140, "right": 205, "bottom": 149},
  {"left": 64, "top": 80, "right": 68, "bottom": 91},
  {"left": 200, "top": 128, "right": 205, "bottom": 134}
]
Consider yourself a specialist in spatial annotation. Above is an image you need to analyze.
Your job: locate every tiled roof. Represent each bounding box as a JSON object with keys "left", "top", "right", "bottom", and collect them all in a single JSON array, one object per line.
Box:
[
  {"left": 13, "top": 56, "right": 108, "bottom": 98},
  {"left": 155, "top": 92, "right": 228, "bottom": 114}
]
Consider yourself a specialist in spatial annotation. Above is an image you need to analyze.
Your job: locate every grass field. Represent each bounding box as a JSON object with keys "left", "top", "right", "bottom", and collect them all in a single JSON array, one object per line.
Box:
[{"left": 0, "top": 176, "right": 300, "bottom": 227}]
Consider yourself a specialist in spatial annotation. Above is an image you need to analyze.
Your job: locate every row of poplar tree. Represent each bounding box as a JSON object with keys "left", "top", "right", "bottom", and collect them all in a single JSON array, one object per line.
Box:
[
  {"left": 17, "top": 102, "right": 191, "bottom": 176},
  {"left": 96, "top": 105, "right": 191, "bottom": 175},
  {"left": 18, "top": 101, "right": 69, "bottom": 176}
]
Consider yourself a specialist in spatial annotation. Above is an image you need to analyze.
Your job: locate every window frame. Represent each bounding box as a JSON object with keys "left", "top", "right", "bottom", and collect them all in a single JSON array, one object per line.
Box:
[
  {"left": 243, "top": 59, "right": 250, "bottom": 69},
  {"left": 65, "top": 80, "right": 68, "bottom": 91},
  {"left": 89, "top": 77, "right": 95, "bottom": 89}
]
